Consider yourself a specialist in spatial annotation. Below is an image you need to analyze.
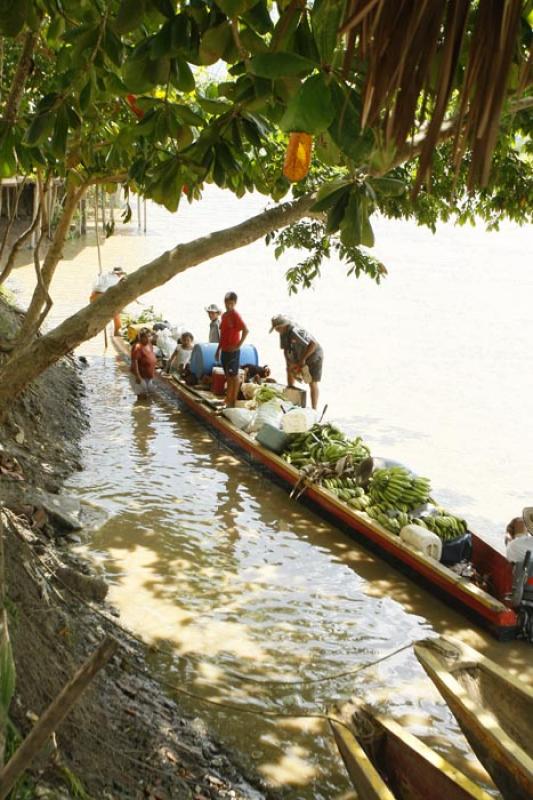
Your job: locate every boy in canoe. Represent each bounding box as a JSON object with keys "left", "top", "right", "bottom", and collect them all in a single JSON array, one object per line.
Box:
[
  {"left": 216, "top": 292, "right": 249, "bottom": 408},
  {"left": 205, "top": 303, "right": 221, "bottom": 343}
]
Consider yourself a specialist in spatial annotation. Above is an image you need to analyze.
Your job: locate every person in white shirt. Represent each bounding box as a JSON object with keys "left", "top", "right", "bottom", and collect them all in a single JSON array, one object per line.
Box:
[
  {"left": 90, "top": 267, "right": 126, "bottom": 335},
  {"left": 167, "top": 332, "right": 194, "bottom": 376},
  {"left": 505, "top": 511, "right": 533, "bottom": 563}
]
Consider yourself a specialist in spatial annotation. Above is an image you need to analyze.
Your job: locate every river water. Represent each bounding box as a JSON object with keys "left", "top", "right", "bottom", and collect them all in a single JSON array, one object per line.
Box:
[{"left": 8, "top": 188, "right": 533, "bottom": 797}]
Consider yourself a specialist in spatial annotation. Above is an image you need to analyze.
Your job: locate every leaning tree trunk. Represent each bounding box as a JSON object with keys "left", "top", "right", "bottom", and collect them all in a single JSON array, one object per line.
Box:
[{"left": 0, "top": 192, "right": 315, "bottom": 411}]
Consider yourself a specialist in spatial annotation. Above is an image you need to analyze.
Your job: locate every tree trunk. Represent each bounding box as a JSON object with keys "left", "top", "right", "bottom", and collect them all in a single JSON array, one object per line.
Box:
[
  {"left": 16, "top": 184, "right": 86, "bottom": 343},
  {"left": 0, "top": 192, "right": 315, "bottom": 410},
  {"left": 2, "top": 32, "right": 38, "bottom": 127}
]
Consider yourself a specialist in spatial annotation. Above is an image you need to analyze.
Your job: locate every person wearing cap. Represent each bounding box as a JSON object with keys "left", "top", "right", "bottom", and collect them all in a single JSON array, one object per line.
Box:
[
  {"left": 90, "top": 267, "right": 127, "bottom": 336},
  {"left": 270, "top": 315, "right": 323, "bottom": 410},
  {"left": 505, "top": 508, "right": 533, "bottom": 563},
  {"left": 205, "top": 304, "right": 221, "bottom": 343},
  {"left": 216, "top": 292, "right": 249, "bottom": 408}
]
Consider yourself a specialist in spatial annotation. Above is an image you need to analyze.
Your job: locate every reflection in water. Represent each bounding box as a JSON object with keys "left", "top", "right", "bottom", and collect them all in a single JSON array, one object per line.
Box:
[{"left": 68, "top": 358, "right": 531, "bottom": 799}]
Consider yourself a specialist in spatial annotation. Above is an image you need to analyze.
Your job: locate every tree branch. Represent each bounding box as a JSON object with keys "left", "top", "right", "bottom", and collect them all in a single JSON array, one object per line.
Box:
[
  {"left": 2, "top": 31, "right": 38, "bottom": 126},
  {"left": 0, "top": 192, "right": 42, "bottom": 287},
  {"left": 0, "top": 192, "right": 315, "bottom": 408}
]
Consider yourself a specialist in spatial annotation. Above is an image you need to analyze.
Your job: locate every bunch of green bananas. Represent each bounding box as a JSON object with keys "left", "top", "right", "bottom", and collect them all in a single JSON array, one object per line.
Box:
[
  {"left": 416, "top": 513, "right": 468, "bottom": 541},
  {"left": 283, "top": 424, "right": 370, "bottom": 468},
  {"left": 369, "top": 467, "right": 431, "bottom": 510},
  {"left": 322, "top": 476, "right": 366, "bottom": 503},
  {"left": 366, "top": 505, "right": 403, "bottom": 534}
]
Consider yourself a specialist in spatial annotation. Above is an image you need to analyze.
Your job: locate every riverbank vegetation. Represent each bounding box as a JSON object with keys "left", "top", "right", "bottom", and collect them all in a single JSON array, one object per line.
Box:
[{"left": 0, "top": 1, "right": 531, "bottom": 408}]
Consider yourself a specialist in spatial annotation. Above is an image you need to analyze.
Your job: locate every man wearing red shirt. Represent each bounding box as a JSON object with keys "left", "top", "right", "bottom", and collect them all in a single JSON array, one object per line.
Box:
[{"left": 216, "top": 291, "right": 249, "bottom": 407}]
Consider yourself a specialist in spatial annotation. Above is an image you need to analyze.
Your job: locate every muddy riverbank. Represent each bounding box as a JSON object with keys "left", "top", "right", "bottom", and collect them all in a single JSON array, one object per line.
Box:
[{"left": 0, "top": 295, "right": 267, "bottom": 799}]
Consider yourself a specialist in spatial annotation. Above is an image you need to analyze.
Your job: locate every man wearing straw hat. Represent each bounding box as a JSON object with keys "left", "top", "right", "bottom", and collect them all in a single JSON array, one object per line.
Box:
[{"left": 506, "top": 508, "right": 533, "bottom": 563}]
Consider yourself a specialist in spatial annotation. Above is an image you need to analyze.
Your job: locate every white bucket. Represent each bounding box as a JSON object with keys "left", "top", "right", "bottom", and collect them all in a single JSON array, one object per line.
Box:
[
  {"left": 400, "top": 524, "right": 442, "bottom": 561},
  {"left": 281, "top": 408, "right": 316, "bottom": 433}
]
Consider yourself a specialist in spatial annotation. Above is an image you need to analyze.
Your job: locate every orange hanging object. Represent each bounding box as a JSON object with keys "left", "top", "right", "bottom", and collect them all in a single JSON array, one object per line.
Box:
[
  {"left": 126, "top": 94, "right": 144, "bottom": 120},
  {"left": 283, "top": 132, "right": 313, "bottom": 182}
]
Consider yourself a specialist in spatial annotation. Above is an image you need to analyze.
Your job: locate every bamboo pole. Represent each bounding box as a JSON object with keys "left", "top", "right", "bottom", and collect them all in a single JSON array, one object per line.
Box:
[
  {"left": 94, "top": 187, "right": 108, "bottom": 349},
  {"left": 0, "top": 637, "right": 118, "bottom": 799}
]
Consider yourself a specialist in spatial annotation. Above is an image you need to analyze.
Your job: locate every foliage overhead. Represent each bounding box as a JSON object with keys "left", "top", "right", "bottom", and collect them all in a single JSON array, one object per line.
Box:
[{"left": 0, "top": 0, "right": 531, "bottom": 289}]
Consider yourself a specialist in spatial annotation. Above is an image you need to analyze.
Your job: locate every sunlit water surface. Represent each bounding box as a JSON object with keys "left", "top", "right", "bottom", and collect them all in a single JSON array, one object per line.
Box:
[{"left": 9, "top": 188, "right": 533, "bottom": 797}]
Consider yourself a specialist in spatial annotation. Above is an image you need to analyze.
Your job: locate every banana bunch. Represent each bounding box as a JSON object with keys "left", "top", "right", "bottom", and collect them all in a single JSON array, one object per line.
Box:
[
  {"left": 369, "top": 467, "right": 431, "bottom": 511},
  {"left": 322, "top": 476, "right": 368, "bottom": 504},
  {"left": 416, "top": 513, "right": 468, "bottom": 541},
  {"left": 283, "top": 424, "right": 370, "bottom": 468},
  {"left": 366, "top": 505, "right": 402, "bottom": 534}
]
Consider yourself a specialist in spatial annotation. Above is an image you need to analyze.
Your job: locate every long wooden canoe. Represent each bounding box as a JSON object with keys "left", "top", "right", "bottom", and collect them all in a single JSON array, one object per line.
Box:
[
  {"left": 112, "top": 336, "right": 518, "bottom": 639},
  {"left": 415, "top": 636, "right": 533, "bottom": 800},
  {"left": 329, "top": 701, "right": 494, "bottom": 800}
]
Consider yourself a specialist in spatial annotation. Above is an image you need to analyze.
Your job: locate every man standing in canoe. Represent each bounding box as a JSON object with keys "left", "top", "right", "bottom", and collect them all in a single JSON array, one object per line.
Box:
[
  {"left": 216, "top": 292, "right": 249, "bottom": 408},
  {"left": 270, "top": 314, "right": 323, "bottom": 410},
  {"left": 130, "top": 328, "right": 156, "bottom": 398},
  {"left": 205, "top": 303, "right": 221, "bottom": 343}
]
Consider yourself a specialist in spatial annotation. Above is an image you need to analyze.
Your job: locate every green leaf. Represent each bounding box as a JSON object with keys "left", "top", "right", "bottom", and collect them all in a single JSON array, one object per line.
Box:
[
  {"left": 328, "top": 82, "right": 373, "bottom": 164},
  {"left": 311, "top": 0, "right": 344, "bottom": 64},
  {"left": 115, "top": 0, "right": 146, "bottom": 34},
  {"left": 249, "top": 51, "right": 316, "bottom": 78},
  {"left": 340, "top": 190, "right": 362, "bottom": 246},
  {"left": 326, "top": 190, "right": 350, "bottom": 234},
  {"left": 293, "top": 13, "right": 320, "bottom": 62},
  {"left": 51, "top": 106, "right": 69, "bottom": 159},
  {"left": 199, "top": 22, "right": 233, "bottom": 65},
  {"left": 173, "top": 104, "right": 204, "bottom": 126},
  {"left": 196, "top": 95, "right": 232, "bottom": 114},
  {"left": 215, "top": 0, "right": 257, "bottom": 17},
  {"left": 368, "top": 176, "right": 405, "bottom": 196},
  {"left": 151, "top": 0, "right": 175, "bottom": 18},
  {"left": 103, "top": 27, "right": 124, "bottom": 66},
  {"left": 280, "top": 73, "right": 334, "bottom": 134},
  {"left": 0, "top": 0, "right": 28, "bottom": 37},
  {"left": 0, "top": 614, "right": 16, "bottom": 715},
  {"left": 239, "top": 26, "right": 268, "bottom": 54},
  {"left": 170, "top": 57, "right": 195, "bottom": 93},
  {"left": 315, "top": 130, "right": 342, "bottom": 166},
  {"left": 310, "top": 179, "right": 351, "bottom": 212},
  {"left": 24, "top": 112, "right": 55, "bottom": 146},
  {"left": 243, "top": 1, "right": 274, "bottom": 34},
  {"left": 79, "top": 81, "right": 93, "bottom": 114},
  {"left": 150, "top": 20, "right": 173, "bottom": 58}
]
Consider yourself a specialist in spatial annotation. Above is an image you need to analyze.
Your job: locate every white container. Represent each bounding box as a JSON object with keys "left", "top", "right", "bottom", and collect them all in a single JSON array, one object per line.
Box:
[
  {"left": 281, "top": 408, "right": 317, "bottom": 433},
  {"left": 400, "top": 524, "right": 442, "bottom": 561}
]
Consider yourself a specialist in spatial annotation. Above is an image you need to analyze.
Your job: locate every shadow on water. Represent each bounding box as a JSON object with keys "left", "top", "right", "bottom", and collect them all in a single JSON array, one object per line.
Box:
[{"left": 67, "top": 357, "right": 532, "bottom": 799}]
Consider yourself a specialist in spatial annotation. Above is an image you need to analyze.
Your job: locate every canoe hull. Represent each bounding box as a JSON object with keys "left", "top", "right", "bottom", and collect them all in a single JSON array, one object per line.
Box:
[
  {"left": 112, "top": 338, "right": 518, "bottom": 639},
  {"left": 415, "top": 637, "right": 533, "bottom": 800},
  {"left": 330, "top": 707, "right": 493, "bottom": 800}
]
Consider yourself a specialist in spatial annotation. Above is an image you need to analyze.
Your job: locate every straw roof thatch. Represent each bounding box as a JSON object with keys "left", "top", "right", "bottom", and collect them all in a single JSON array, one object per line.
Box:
[{"left": 340, "top": 0, "right": 532, "bottom": 189}]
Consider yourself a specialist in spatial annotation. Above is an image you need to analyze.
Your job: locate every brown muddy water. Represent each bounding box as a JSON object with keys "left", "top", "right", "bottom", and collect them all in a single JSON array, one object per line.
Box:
[{"left": 8, "top": 188, "right": 533, "bottom": 798}]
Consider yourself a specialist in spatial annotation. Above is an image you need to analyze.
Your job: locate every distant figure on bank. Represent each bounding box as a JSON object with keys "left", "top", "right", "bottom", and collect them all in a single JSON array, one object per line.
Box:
[
  {"left": 270, "top": 314, "right": 323, "bottom": 410},
  {"left": 216, "top": 292, "right": 249, "bottom": 408},
  {"left": 90, "top": 267, "right": 126, "bottom": 336},
  {"left": 205, "top": 304, "right": 221, "bottom": 343},
  {"left": 167, "top": 331, "right": 194, "bottom": 376},
  {"left": 130, "top": 328, "right": 156, "bottom": 397},
  {"left": 505, "top": 510, "right": 533, "bottom": 563}
]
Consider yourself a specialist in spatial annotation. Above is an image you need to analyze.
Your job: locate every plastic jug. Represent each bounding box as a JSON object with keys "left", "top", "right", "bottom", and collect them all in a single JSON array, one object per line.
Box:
[
  {"left": 400, "top": 524, "right": 442, "bottom": 561},
  {"left": 281, "top": 408, "right": 316, "bottom": 433}
]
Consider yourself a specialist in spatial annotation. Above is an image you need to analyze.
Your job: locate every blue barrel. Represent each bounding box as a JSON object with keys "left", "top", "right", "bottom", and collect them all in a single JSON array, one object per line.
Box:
[{"left": 189, "top": 343, "right": 259, "bottom": 378}]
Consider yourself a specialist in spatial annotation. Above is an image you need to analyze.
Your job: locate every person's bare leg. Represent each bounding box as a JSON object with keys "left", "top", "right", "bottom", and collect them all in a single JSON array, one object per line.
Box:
[
  {"left": 226, "top": 376, "right": 237, "bottom": 407},
  {"left": 310, "top": 381, "right": 319, "bottom": 410}
]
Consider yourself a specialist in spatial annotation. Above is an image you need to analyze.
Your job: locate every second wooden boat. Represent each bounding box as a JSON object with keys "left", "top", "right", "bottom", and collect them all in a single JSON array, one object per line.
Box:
[
  {"left": 329, "top": 700, "right": 493, "bottom": 800},
  {"left": 415, "top": 636, "right": 533, "bottom": 800}
]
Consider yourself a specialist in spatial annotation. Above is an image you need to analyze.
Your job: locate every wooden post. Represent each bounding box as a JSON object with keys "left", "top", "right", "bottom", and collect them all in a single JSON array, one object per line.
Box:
[
  {"left": 80, "top": 196, "right": 87, "bottom": 235},
  {"left": 94, "top": 187, "right": 108, "bottom": 349},
  {"left": 100, "top": 188, "right": 106, "bottom": 235},
  {"left": 143, "top": 197, "right": 147, "bottom": 233},
  {"left": 137, "top": 194, "right": 141, "bottom": 231},
  {"left": 0, "top": 637, "right": 118, "bottom": 800}
]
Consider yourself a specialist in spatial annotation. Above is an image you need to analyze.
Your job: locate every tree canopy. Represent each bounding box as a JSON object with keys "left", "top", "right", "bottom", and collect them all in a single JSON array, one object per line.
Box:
[{"left": 0, "top": 1, "right": 532, "bottom": 405}]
